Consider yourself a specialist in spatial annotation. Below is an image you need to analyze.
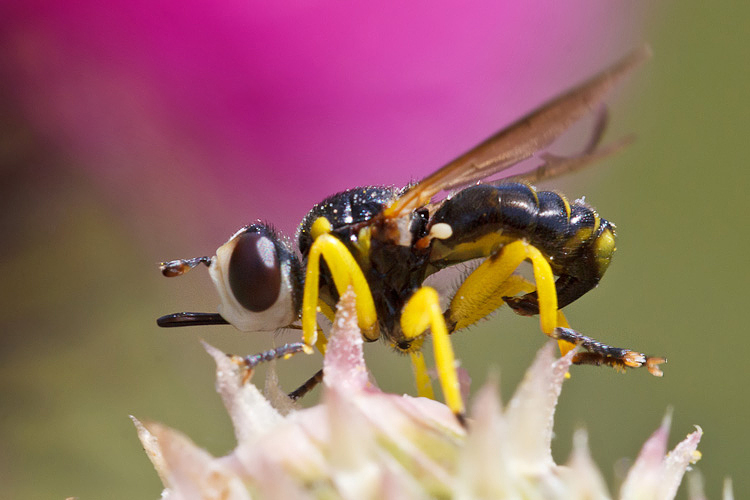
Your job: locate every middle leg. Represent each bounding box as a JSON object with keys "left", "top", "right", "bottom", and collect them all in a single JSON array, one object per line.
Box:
[{"left": 400, "top": 287, "right": 465, "bottom": 420}]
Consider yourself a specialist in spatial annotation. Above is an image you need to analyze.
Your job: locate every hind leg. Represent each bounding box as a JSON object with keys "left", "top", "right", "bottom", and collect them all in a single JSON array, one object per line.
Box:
[
  {"left": 445, "top": 240, "right": 665, "bottom": 375},
  {"left": 445, "top": 240, "right": 558, "bottom": 334}
]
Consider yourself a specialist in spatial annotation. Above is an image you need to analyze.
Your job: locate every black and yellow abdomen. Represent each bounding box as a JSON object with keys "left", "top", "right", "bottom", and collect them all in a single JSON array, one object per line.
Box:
[{"left": 428, "top": 182, "right": 616, "bottom": 313}]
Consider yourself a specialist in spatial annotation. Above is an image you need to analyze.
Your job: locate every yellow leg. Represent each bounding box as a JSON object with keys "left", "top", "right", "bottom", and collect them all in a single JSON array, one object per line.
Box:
[
  {"left": 401, "top": 287, "right": 465, "bottom": 416},
  {"left": 450, "top": 250, "right": 575, "bottom": 358},
  {"left": 555, "top": 311, "right": 576, "bottom": 356},
  {"left": 443, "top": 238, "right": 665, "bottom": 378},
  {"left": 302, "top": 228, "right": 379, "bottom": 348},
  {"left": 448, "top": 240, "right": 558, "bottom": 335},
  {"left": 523, "top": 243, "right": 558, "bottom": 334},
  {"left": 449, "top": 271, "right": 535, "bottom": 332},
  {"left": 315, "top": 329, "right": 329, "bottom": 356},
  {"left": 409, "top": 349, "right": 435, "bottom": 399},
  {"left": 317, "top": 299, "right": 336, "bottom": 324}
]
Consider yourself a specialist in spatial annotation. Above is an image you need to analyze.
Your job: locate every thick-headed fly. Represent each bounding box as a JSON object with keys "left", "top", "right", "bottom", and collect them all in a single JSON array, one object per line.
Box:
[{"left": 158, "top": 46, "right": 664, "bottom": 421}]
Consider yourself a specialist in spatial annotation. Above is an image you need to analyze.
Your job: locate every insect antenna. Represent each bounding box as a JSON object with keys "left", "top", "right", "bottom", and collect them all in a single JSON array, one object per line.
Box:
[{"left": 160, "top": 256, "right": 212, "bottom": 277}]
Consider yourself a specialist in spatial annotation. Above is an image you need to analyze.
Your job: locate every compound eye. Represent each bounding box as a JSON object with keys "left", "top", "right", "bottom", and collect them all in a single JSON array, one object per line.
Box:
[{"left": 227, "top": 232, "right": 281, "bottom": 312}]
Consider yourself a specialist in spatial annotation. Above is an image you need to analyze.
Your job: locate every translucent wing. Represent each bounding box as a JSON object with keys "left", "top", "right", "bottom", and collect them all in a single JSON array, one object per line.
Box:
[
  {"left": 502, "top": 107, "right": 635, "bottom": 185},
  {"left": 384, "top": 45, "right": 651, "bottom": 218}
]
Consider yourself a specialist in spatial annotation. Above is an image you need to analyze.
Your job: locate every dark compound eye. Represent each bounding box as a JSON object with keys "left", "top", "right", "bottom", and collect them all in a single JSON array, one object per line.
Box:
[{"left": 228, "top": 232, "right": 281, "bottom": 312}]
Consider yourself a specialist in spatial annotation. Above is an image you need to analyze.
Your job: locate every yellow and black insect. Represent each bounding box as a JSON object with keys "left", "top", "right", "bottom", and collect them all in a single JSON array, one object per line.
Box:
[{"left": 157, "top": 46, "right": 665, "bottom": 421}]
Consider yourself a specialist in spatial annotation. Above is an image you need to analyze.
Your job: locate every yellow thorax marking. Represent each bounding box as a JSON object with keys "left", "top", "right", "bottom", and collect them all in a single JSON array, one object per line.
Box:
[{"left": 310, "top": 216, "right": 332, "bottom": 240}]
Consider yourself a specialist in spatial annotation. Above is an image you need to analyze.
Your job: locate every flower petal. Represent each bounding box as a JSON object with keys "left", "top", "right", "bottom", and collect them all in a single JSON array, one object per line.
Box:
[
  {"left": 133, "top": 417, "right": 250, "bottom": 500},
  {"left": 506, "top": 341, "right": 577, "bottom": 472},
  {"left": 203, "top": 341, "right": 283, "bottom": 444},
  {"left": 323, "top": 288, "right": 370, "bottom": 394},
  {"left": 456, "top": 379, "right": 513, "bottom": 498},
  {"left": 659, "top": 426, "right": 703, "bottom": 500},
  {"left": 620, "top": 413, "right": 671, "bottom": 499},
  {"left": 561, "top": 429, "right": 611, "bottom": 499}
]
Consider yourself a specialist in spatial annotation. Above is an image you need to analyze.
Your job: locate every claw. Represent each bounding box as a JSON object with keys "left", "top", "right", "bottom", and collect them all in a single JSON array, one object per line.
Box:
[{"left": 646, "top": 356, "right": 666, "bottom": 377}]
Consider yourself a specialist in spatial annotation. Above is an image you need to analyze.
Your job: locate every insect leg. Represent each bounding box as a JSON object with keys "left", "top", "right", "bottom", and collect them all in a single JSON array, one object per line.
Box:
[
  {"left": 555, "top": 310, "right": 665, "bottom": 376},
  {"left": 409, "top": 349, "right": 436, "bottom": 399},
  {"left": 446, "top": 240, "right": 559, "bottom": 334},
  {"left": 232, "top": 342, "right": 308, "bottom": 368},
  {"left": 288, "top": 369, "right": 325, "bottom": 401},
  {"left": 401, "top": 287, "right": 465, "bottom": 419},
  {"left": 302, "top": 228, "right": 379, "bottom": 348},
  {"left": 520, "top": 242, "right": 560, "bottom": 334},
  {"left": 441, "top": 237, "right": 665, "bottom": 376},
  {"left": 556, "top": 310, "right": 577, "bottom": 355},
  {"left": 228, "top": 343, "right": 309, "bottom": 383},
  {"left": 505, "top": 242, "right": 665, "bottom": 375},
  {"left": 551, "top": 327, "right": 666, "bottom": 377},
  {"left": 506, "top": 221, "right": 616, "bottom": 315},
  {"left": 448, "top": 260, "right": 577, "bottom": 359},
  {"left": 446, "top": 249, "right": 536, "bottom": 332}
]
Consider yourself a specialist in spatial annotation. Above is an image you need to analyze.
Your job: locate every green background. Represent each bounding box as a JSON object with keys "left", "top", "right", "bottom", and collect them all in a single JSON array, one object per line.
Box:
[{"left": 1, "top": 3, "right": 748, "bottom": 499}]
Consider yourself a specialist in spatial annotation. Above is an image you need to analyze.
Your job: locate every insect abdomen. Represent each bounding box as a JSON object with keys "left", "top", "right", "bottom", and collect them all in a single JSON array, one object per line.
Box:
[
  {"left": 428, "top": 183, "right": 537, "bottom": 255},
  {"left": 429, "top": 182, "right": 616, "bottom": 281}
]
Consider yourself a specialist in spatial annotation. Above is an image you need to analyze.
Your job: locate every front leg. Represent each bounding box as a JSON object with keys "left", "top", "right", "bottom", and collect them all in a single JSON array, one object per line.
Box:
[
  {"left": 228, "top": 343, "right": 309, "bottom": 383},
  {"left": 302, "top": 218, "right": 379, "bottom": 348}
]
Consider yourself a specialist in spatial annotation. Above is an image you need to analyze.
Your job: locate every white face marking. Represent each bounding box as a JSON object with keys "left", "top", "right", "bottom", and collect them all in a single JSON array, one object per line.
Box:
[{"left": 429, "top": 222, "right": 453, "bottom": 240}]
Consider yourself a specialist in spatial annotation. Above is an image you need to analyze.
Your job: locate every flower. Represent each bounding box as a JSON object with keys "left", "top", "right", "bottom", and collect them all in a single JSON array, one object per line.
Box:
[{"left": 133, "top": 290, "right": 721, "bottom": 499}]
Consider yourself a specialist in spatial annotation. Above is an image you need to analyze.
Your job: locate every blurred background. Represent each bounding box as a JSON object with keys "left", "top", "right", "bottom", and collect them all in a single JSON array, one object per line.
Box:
[{"left": 1, "top": 1, "right": 747, "bottom": 498}]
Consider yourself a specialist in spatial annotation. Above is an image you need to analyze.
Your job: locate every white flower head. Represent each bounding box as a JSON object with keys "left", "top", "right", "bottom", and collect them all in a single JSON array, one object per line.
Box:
[{"left": 134, "top": 290, "right": 723, "bottom": 499}]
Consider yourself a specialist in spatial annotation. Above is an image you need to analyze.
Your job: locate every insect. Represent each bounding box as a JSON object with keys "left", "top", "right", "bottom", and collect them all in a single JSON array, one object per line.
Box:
[{"left": 157, "top": 46, "right": 665, "bottom": 422}]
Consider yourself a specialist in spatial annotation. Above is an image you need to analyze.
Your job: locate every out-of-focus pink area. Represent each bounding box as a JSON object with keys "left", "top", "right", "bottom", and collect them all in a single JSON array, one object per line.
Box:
[{"left": 1, "top": 1, "right": 634, "bottom": 239}]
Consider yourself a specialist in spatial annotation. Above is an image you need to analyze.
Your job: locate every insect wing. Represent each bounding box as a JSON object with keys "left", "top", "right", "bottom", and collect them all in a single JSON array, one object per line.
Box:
[
  {"left": 503, "top": 107, "right": 635, "bottom": 185},
  {"left": 384, "top": 45, "right": 651, "bottom": 218}
]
